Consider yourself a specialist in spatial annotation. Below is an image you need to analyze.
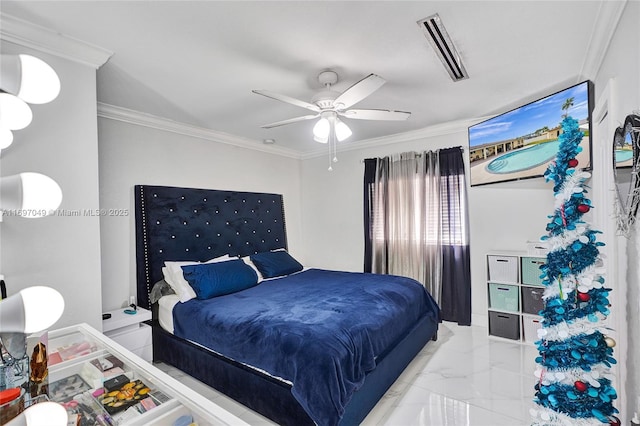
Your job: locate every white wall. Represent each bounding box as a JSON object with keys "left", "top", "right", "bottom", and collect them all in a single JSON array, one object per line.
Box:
[
  {"left": 97, "top": 118, "right": 302, "bottom": 311},
  {"left": 593, "top": 0, "right": 640, "bottom": 418},
  {"left": 0, "top": 41, "right": 103, "bottom": 330},
  {"left": 300, "top": 127, "right": 555, "bottom": 326}
]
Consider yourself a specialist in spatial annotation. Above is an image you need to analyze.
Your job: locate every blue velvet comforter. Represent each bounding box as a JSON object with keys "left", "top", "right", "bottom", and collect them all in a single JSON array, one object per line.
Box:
[{"left": 173, "top": 269, "right": 439, "bottom": 426}]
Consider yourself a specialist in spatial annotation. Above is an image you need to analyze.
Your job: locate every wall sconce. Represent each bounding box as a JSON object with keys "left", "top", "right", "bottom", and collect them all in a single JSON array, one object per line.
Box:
[
  {"left": 0, "top": 54, "right": 61, "bottom": 150},
  {"left": 0, "top": 173, "right": 63, "bottom": 219},
  {"left": 0, "top": 286, "right": 64, "bottom": 334}
]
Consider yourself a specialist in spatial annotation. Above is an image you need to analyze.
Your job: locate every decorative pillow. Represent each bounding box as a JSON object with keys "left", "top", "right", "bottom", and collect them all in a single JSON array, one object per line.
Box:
[
  {"left": 181, "top": 259, "right": 258, "bottom": 299},
  {"left": 250, "top": 250, "right": 303, "bottom": 279},
  {"left": 163, "top": 255, "right": 231, "bottom": 302},
  {"left": 241, "top": 256, "right": 264, "bottom": 283}
]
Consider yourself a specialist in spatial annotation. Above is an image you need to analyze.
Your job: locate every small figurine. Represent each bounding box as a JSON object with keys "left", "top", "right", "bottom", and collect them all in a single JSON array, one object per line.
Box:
[{"left": 29, "top": 342, "right": 47, "bottom": 383}]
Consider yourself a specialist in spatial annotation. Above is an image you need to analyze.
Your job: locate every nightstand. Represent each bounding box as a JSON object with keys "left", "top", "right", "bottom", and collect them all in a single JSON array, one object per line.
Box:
[{"left": 102, "top": 306, "right": 152, "bottom": 362}]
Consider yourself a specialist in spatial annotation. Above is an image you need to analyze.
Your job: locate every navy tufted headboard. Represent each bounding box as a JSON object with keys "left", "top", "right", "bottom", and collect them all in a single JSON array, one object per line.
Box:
[{"left": 134, "top": 185, "right": 288, "bottom": 309}]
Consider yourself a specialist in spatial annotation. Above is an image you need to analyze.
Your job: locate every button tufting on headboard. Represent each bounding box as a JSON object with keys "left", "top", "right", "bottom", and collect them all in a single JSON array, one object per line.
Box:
[{"left": 135, "top": 185, "right": 288, "bottom": 310}]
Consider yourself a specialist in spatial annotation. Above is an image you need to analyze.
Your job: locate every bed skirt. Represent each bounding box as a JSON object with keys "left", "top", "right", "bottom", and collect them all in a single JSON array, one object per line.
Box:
[{"left": 151, "top": 312, "right": 438, "bottom": 425}]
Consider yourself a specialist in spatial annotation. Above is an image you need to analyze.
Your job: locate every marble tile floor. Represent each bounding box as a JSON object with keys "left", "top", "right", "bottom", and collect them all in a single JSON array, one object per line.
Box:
[{"left": 155, "top": 322, "right": 539, "bottom": 425}]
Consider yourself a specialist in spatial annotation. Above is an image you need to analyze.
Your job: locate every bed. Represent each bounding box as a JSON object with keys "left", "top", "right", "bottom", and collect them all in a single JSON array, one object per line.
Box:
[{"left": 134, "top": 185, "right": 440, "bottom": 426}]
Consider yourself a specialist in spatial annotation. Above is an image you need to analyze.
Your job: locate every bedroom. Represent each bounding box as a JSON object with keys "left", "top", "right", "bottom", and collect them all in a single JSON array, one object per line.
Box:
[{"left": 0, "top": 1, "right": 638, "bottom": 425}]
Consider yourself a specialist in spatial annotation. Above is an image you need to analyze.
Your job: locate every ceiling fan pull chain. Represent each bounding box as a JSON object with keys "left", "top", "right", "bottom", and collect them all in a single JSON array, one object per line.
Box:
[
  {"left": 328, "top": 123, "right": 334, "bottom": 171},
  {"left": 333, "top": 132, "right": 338, "bottom": 163}
]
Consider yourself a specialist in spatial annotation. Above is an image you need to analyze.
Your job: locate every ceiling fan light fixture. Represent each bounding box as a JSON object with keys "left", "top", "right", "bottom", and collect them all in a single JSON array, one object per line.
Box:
[
  {"left": 335, "top": 119, "right": 352, "bottom": 142},
  {"left": 313, "top": 116, "right": 330, "bottom": 141},
  {"left": 314, "top": 134, "right": 328, "bottom": 144},
  {"left": 417, "top": 13, "right": 468, "bottom": 82}
]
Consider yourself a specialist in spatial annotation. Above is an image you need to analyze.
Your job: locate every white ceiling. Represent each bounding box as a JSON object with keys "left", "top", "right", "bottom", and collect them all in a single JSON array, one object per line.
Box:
[{"left": 1, "top": 1, "right": 617, "bottom": 157}]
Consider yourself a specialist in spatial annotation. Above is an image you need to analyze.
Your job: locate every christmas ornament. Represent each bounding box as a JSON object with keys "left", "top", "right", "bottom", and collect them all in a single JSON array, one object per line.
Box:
[
  {"left": 574, "top": 381, "right": 588, "bottom": 392},
  {"left": 568, "top": 158, "right": 579, "bottom": 168},
  {"left": 577, "top": 204, "right": 591, "bottom": 213},
  {"left": 605, "top": 337, "right": 616, "bottom": 348},
  {"left": 577, "top": 292, "right": 590, "bottom": 302}
]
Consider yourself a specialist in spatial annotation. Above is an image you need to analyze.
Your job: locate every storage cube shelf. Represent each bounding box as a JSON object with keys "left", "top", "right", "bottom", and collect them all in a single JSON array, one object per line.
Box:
[{"left": 486, "top": 251, "right": 546, "bottom": 343}]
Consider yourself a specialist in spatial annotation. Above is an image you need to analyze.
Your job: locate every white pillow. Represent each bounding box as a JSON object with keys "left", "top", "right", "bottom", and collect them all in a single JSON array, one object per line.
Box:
[
  {"left": 163, "top": 255, "right": 232, "bottom": 302},
  {"left": 241, "top": 256, "right": 263, "bottom": 283}
]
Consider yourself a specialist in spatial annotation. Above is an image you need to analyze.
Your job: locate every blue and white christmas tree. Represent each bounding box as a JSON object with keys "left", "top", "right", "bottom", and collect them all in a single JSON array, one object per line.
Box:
[{"left": 531, "top": 116, "right": 619, "bottom": 425}]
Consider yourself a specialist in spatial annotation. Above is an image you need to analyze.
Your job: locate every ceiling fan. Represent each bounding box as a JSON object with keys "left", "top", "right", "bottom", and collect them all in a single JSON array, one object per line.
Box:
[{"left": 253, "top": 70, "right": 411, "bottom": 144}]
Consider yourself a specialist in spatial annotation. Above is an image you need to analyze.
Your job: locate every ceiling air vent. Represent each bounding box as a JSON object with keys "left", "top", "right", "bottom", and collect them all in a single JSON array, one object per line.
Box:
[{"left": 418, "top": 13, "right": 468, "bottom": 82}]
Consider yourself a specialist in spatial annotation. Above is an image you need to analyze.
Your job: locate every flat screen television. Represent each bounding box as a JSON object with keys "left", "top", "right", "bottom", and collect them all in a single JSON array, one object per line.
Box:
[{"left": 468, "top": 80, "right": 593, "bottom": 187}]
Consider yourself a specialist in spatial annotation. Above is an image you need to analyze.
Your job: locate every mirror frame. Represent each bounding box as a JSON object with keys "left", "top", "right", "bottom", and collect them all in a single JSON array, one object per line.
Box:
[{"left": 613, "top": 113, "right": 640, "bottom": 236}]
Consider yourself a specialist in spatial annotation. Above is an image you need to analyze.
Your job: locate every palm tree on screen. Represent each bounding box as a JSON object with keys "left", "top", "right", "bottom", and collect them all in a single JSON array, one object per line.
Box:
[{"left": 561, "top": 97, "right": 574, "bottom": 118}]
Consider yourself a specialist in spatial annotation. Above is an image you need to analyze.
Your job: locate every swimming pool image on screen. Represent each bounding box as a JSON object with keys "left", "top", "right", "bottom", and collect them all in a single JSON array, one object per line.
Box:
[{"left": 486, "top": 140, "right": 561, "bottom": 174}]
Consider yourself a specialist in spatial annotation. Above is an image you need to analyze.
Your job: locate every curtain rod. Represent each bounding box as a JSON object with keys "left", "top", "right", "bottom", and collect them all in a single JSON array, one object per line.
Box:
[{"left": 360, "top": 146, "right": 465, "bottom": 163}]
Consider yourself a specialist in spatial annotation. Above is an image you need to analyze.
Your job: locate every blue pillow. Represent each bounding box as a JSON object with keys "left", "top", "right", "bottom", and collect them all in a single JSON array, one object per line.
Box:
[
  {"left": 250, "top": 250, "right": 303, "bottom": 279},
  {"left": 181, "top": 260, "right": 258, "bottom": 299}
]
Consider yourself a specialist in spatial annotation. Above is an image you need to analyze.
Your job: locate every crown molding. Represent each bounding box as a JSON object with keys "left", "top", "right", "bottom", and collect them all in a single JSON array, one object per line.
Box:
[
  {"left": 299, "top": 116, "right": 492, "bottom": 160},
  {"left": 97, "top": 103, "right": 302, "bottom": 159},
  {"left": 579, "top": 0, "right": 627, "bottom": 80},
  {"left": 99, "top": 101, "right": 489, "bottom": 161},
  {"left": 0, "top": 13, "right": 113, "bottom": 69}
]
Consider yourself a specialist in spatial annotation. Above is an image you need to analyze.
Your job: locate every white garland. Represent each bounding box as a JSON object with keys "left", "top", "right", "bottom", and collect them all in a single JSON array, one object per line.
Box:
[
  {"left": 553, "top": 171, "right": 592, "bottom": 210},
  {"left": 534, "top": 365, "right": 614, "bottom": 388},
  {"left": 544, "top": 226, "right": 589, "bottom": 252},
  {"left": 537, "top": 315, "right": 608, "bottom": 342},
  {"left": 531, "top": 406, "right": 610, "bottom": 426}
]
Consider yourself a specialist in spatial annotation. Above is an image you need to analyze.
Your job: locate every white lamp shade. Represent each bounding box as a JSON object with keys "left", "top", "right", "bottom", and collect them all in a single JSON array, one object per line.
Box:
[
  {"left": 0, "top": 55, "right": 61, "bottom": 105},
  {"left": 0, "top": 93, "right": 33, "bottom": 130},
  {"left": 335, "top": 119, "right": 352, "bottom": 142},
  {"left": 313, "top": 117, "right": 330, "bottom": 141},
  {"left": 16, "top": 55, "right": 61, "bottom": 104},
  {"left": 21, "top": 286, "right": 65, "bottom": 333},
  {"left": 0, "top": 286, "right": 65, "bottom": 334},
  {"left": 20, "top": 172, "right": 63, "bottom": 217},
  {"left": 0, "top": 173, "right": 63, "bottom": 218},
  {"left": 313, "top": 133, "right": 329, "bottom": 144},
  {"left": 0, "top": 127, "right": 13, "bottom": 149},
  {"left": 23, "top": 402, "right": 68, "bottom": 426}
]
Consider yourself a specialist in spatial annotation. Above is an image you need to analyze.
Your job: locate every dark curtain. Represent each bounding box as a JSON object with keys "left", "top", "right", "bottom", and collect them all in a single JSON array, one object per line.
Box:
[
  {"left": 363, "top": 158, "right": 376, "bottom": 273},
  {"left": 438, "top": 147, "right": 471, "bottom": 325}
]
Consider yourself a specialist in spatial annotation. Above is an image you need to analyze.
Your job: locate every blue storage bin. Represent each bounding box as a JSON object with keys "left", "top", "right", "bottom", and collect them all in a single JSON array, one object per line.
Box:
[
  {"left": 521, "top": 256, "right": 546, "bottom": 286},
  {"left": 488, "top": 283, "right": 519, "bottom": 312}
]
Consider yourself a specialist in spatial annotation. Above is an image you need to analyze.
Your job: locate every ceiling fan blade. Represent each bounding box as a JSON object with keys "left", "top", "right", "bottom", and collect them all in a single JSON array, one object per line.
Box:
[
  {"left": 340, "top": 109, "right": 411, "bottom": 121},
  {"left": 333, "top": 74, "right": 386, "bottom": 109},
  {"left": 252, "top": 89, "right": 320, "bottom": 112},
  {"left": 260, "top": 114, "right": 319, "bottom": 129}
]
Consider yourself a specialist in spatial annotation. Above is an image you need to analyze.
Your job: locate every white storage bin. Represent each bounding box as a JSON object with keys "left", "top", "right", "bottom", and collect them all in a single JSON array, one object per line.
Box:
[
  {"left": 487, "top": 255, "right": 518, "bottom": 283},
  {"left": 522, "top": 314, "right": 543, "bottom": 343},
  {"left": 527, "top": 240, "right": 549, "bottom": 256}
]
